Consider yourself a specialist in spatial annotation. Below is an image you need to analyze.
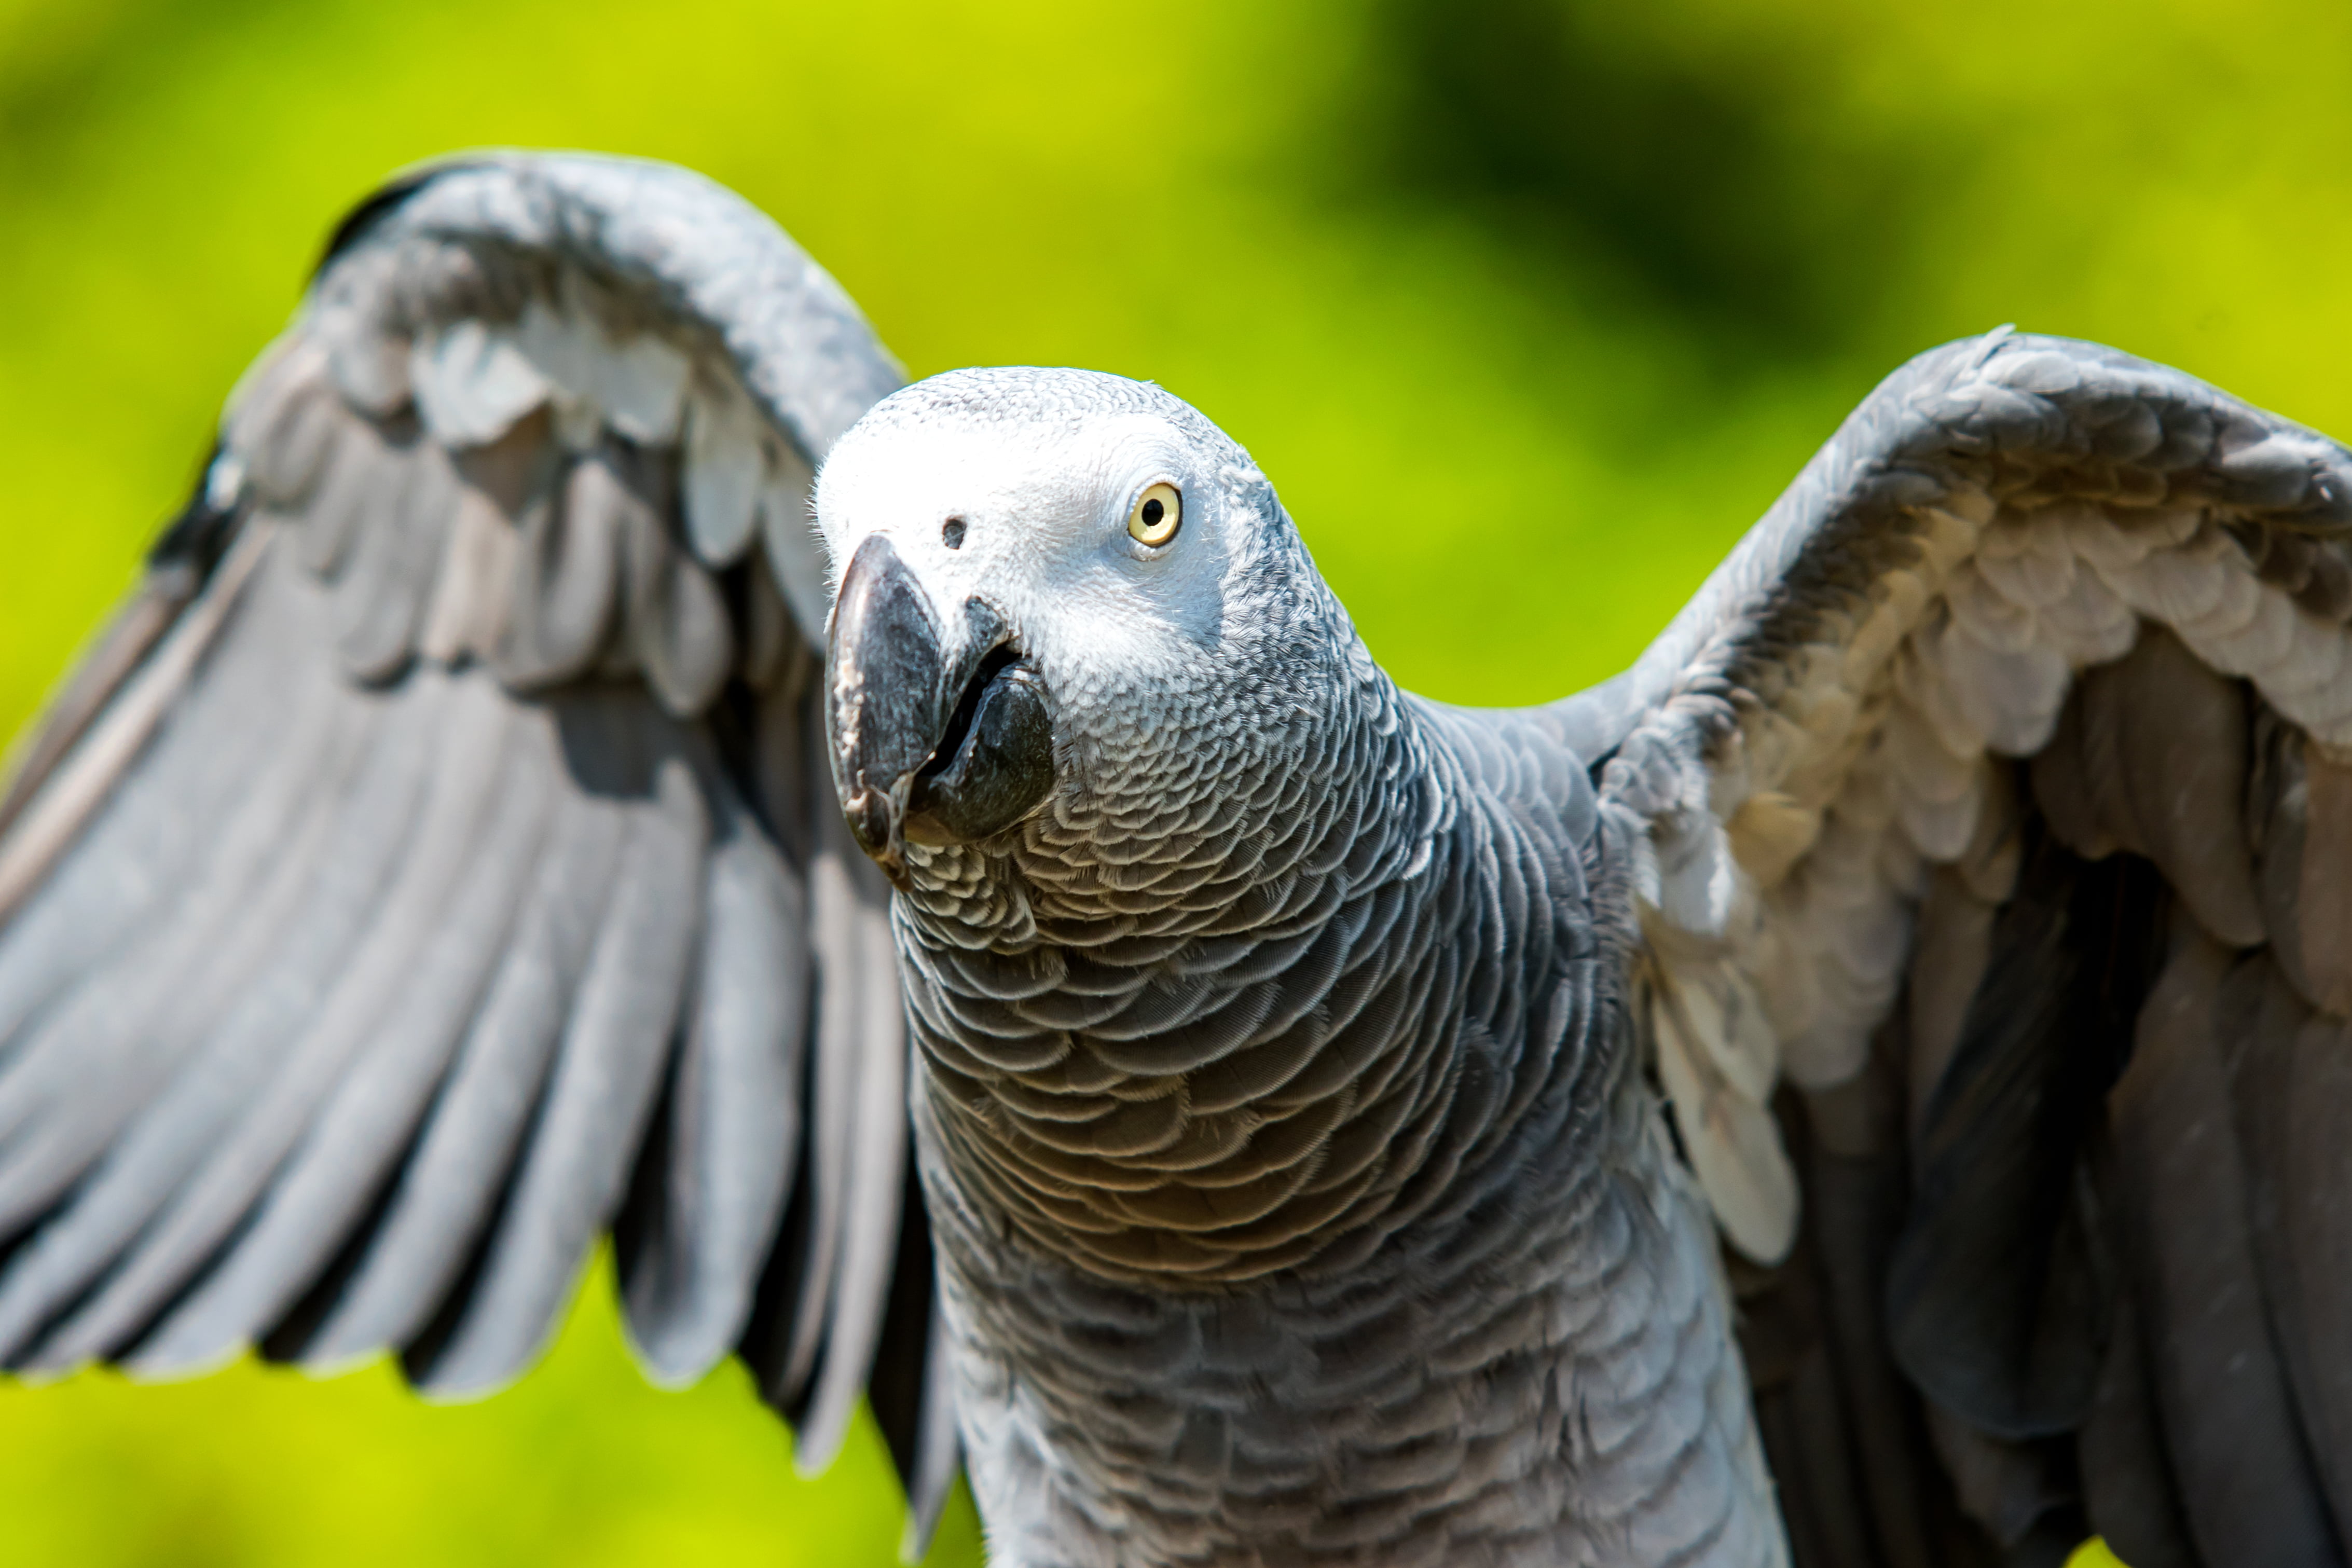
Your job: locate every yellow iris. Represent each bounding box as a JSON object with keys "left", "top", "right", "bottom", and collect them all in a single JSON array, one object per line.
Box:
[{"left": 1127, "top": 482, "right": 1182, "bottom": 546}]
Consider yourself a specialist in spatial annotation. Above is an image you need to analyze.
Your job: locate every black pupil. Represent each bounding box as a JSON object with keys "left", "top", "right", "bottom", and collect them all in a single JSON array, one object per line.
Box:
[
  {"left": 1141, "top": 498, "right": 1164, "bottom": 526},
  {"left": 942, "top": 517, "right": 966, "bottom": 549}
]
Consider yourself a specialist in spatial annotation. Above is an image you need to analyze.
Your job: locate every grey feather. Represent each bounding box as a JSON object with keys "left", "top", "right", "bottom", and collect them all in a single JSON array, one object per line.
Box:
[
  {"left": 2222, "top": 948, "right": 2352, "bottom": 1550},
  {"left": 229, "top": 337, "right": 345, "bottom": 511},
  {"left": 897, "top": 1295, "right": 965, "bottom": 1563},
  {"left": 773, "top": 770, "right": 870, "bottom": 1411},
  {"left": 0, "top": 520, "right": 273, "bottom": 929},
  {"left": 0, "top": 662, "right": 422, "bottom": 1364},
  {"left": 2076, "top": 1292, "right": 2200, "bottom": 1568},
  {"left": 2072, "top": 627, "right": 2264, "bottom": 947},
  {"left": 497, "top": 450, "right": 625, "bottom": 689},
  {"left": 1572, "top": 328, "right": 2352, "bottom": 1563},
  {"left": 2108, "top": 926, "right": 2336, "bottom": 1565},
  {"left": 616, "top": 778, "right": 807, "bottom": 1386},
  {"left": 610, "top": 446, "right": 735, "bottom": 718},
  {"left": 1905, "top": 867, "right": 1997, "bottom": 1143},
  {"left": 332, "top": 420, "right": 457, "bottom": 681},
  {"left": 0, "top": 567, "right": 387, "bottom": 1260},
  {"left": 128, "top": 707, "right": 554, "bottom": 1372},
  {"left": 2253, "top": 713, "right": 2352, "bottom": 1016},
  {"left": 303, "top": 731, "right": 632, "bottom": 1366},
  {"left": 0, "top": 542, "right": 323, "bottom": 1058},
  {"left": 20, "top": 671, "right": 510, "bottom": 1372},
  {"left": 294, "top": 408, "right": 405, "bottom": 581},
  {"left": 358, "top": 156, "right": 903, "bottom": 461},
  {"left": 409, "top": 708, "right": 708, "bottom": 1397},
  {"left": 794, "top": 840, "right": 906, "bottom": 1474},
  {"left": 0, "top": 571, "right": 198, "bottom": 850}
]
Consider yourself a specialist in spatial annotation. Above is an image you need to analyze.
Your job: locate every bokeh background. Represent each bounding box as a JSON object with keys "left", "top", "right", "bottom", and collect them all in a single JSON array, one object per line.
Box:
[{"left": 1, "top": 0, "right": 2345, "bottom": 1561}]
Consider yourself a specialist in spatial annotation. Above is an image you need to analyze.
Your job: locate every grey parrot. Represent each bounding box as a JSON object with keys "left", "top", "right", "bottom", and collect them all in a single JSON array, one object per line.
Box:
[{"left": 3, "top": 152, "right": 2349, "bottom": 1568}]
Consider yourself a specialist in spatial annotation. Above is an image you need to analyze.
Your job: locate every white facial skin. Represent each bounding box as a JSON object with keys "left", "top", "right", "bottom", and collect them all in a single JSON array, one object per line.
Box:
[
  {"left": 819, "top": 406, "right": 1233, "bottom": 693},
  {"left": 816, "top": 368, "right": 1338, "bottom": 793}
]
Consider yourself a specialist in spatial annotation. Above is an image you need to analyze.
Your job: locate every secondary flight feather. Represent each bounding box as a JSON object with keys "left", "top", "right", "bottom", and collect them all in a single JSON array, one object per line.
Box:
[{"left": 4, "top": 151, "right": 2348, "bottom": 1567}]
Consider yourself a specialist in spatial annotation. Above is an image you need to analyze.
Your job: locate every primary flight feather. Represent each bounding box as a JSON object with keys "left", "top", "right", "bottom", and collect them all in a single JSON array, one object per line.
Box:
[{"left": 3, "top": 152, "right": 2348, "bottom": 1568}]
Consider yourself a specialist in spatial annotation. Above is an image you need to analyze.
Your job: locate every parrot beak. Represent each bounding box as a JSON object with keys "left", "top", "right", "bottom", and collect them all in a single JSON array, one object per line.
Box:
[{"left": 826, "top": 533, "right": 1054, "bottom": 886}]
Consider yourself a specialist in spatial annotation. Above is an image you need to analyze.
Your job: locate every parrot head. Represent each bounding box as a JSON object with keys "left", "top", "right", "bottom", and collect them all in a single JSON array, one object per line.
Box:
[{"left": 813, "top": 367, "right": 1358, "bottom": 910}]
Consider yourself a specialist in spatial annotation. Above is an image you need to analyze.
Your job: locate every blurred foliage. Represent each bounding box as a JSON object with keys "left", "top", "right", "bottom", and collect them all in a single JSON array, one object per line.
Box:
[
  {"left": 0, "top": 0, "right": 2344, "bottom": 1561},
  {"left": 0, "top": 1251, "right": 964, "bottom": 1566}
]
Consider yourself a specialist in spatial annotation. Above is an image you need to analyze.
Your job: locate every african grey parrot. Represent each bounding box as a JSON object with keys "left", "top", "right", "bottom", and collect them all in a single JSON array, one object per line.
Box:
[{"left": 2, "top": 151, "right": 2348, "bottom": 1568}]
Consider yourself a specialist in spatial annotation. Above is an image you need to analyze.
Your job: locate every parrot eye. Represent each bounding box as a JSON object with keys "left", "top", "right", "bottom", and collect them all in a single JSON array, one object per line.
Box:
[{"left": 1127, "top": 483, "right": 1182, "bottom": 548}]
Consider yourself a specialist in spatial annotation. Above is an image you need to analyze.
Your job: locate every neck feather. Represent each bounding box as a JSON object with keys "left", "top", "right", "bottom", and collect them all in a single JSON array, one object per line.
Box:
[{"left": 897, "top": 660, "right": 1613, "bottom": 1284}]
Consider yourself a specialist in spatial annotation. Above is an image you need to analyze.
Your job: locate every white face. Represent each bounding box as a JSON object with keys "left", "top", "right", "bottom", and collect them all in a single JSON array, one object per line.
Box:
[
  {"left": 815, "top": 401, "right": 1244, "bottom": 707},
  {"left": 815, "top": 369, "right": 1330, "bottom": 887}
]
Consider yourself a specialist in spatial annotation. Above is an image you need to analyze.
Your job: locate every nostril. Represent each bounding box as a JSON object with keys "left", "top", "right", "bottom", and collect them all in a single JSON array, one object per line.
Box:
[{"left": 942, "top": 516, "right": 966, "bottom": 550}]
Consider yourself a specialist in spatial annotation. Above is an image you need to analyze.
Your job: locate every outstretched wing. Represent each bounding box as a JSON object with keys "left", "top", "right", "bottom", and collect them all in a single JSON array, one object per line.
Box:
[
  {"left": 0, "top": 155, "right": 957, "bottom": 1552},
  {"left": 1583, "top": 329, "right": 2352, "bottom": 1566}
]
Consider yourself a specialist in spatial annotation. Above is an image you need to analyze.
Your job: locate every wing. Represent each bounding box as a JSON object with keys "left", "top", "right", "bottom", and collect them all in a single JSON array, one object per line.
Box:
[
  {"left": 0, "top": 154, "right": 959, "bottom": 1555},
  {"left": 1584, "top": 329, "right": 2352, "bottom": 1567}
]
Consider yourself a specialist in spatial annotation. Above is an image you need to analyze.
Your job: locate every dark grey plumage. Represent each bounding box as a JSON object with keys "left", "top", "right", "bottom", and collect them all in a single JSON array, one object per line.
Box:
[{"left": 13, "top": 152, "right": 2352, "bottom": 1568}]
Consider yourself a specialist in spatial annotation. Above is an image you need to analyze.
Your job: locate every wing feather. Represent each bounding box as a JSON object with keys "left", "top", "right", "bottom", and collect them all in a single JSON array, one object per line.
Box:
[
  {"left": 2075, "top": 1293, "right": 2199, "bottom": 1568},
  {"left": 615, "top": 775, "right": 808, "bottom": 1386},
  {"left": 412, "top": 714, "right": 709, "bottom": 1396},
  {"left": 0, "top": 153, "right": 947, "bottom": 1524},
  {"left": 130, "top": 700, "right": 558, "bottom": 1373},
  {"left": 20, "top": 664, "right": 506, "bottom": 1373},
  {"left": 2103, "top": 927, "right": 2335, "bottom": 1565},
  {"left": 2225, "top": 950, "right": 2352, "bottom": 1549},
  {"left": 306, "top": 732, "right": 631, "bottom": 1366},
  {"left": 796, "top": 846, "right": 910, "bottom": 1473},
  {"left": 1594, "top": 328, "right": 2352, "bottom": 1560}
]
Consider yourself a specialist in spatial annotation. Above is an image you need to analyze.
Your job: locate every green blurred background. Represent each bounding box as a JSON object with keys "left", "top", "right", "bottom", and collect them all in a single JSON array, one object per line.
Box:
[{"left": 0, "top": 0, "right": 2344, "bottom": 1561}]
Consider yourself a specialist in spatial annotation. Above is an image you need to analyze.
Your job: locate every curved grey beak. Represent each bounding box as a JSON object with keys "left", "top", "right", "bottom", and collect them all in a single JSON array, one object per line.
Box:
[{"left": 825, "top": 534, "right": 1054, "bottom": 885}]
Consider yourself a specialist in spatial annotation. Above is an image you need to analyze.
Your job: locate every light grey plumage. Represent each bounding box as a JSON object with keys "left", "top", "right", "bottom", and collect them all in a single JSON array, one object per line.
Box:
[
  {"left": 0, "top": 154, "right": 950, "bottom": 1546},
  {"left": 18, "top": 151, "right": 2352, "bottom": 1568}
]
